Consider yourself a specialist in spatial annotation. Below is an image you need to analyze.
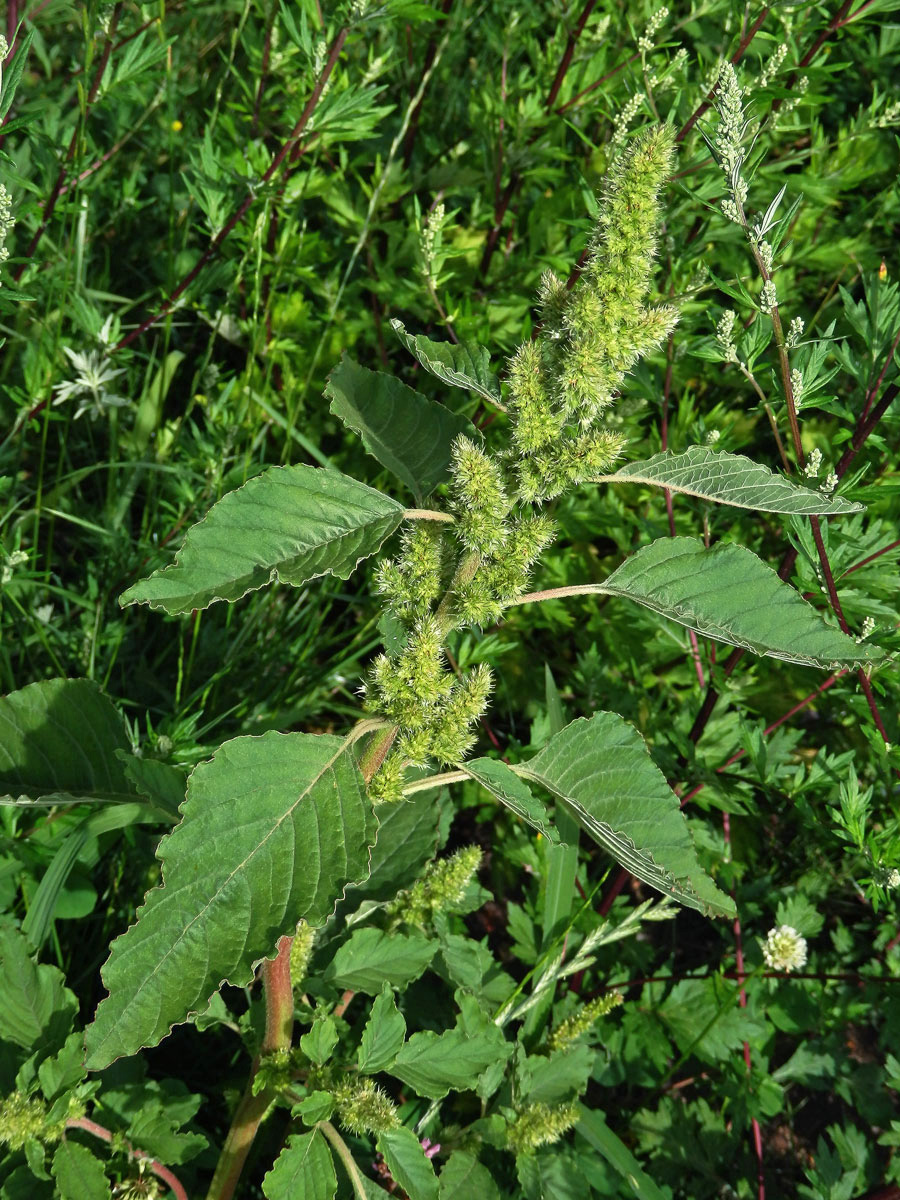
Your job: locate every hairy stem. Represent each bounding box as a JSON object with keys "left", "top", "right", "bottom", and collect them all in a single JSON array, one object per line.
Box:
[
  {"left": 66, "top": 1117, "right": 188, "bottom": 1200},
  {"left": 318, "top": 1121, "right": 369, "bottom": 1200}
]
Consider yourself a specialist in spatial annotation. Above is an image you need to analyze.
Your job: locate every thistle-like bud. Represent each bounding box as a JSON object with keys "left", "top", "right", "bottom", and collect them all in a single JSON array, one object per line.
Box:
[
  {"left": 389, "top": 845, "right": 483, "bottom": 927},
  {"left": 428, "top": 666, "right": 493, "bottom": 764},
  {"left": 507, "top": 1101, "right": 579, "bottom": 1155},
  {"left": 454, "top": 574, "right": 505, "bottom": 628},
  {"left": 0, "top": 1093, "right": 63, "bottom": 1151},
  {"left": 507, "top": 342, "right": 564, "bottom": 454},
  {"left": 291, "top": 920, "right": 318, "bottom": 989},
  {"left": 374, "top": 525, "right": 445, "bottom": 619},
  {"left": 537, "top": 269, "right": 570, "bottom": 336},
  {"left": 450, "top": 436, "right": 510, "bottom": 555},
  {"left": 368, "top": 750, "right": 407, "bottom": 805},
  {"left": 333, "top": 1079, "right": 400, "bottom": 1136},
  {"left": 548, "top": 992, "right": 624, "bottom": 1050}
]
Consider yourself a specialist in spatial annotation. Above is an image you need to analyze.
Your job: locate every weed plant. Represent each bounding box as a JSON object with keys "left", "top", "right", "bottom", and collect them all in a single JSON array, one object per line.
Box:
[{"left": 0, "top": 2, "right": 899, "bottom": 1198}]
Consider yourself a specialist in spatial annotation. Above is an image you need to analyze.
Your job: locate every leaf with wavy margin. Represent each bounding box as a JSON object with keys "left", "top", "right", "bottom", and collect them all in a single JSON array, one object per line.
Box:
[
  {"left": 84, "top": 731, "right": 376, "bottom": 1069},
  {"left": 391, "top": 319, "right": 503, "bottom": 406},
  {"left": 326, "top": 354, "right": 473, "bottom": 503},
  {"left": 597, "top": 537, "right": 883, "bottom": 669},
  {"left": 605, "top": 446, "right": 863, "bottom": 514},
  {"left": 516, "top": 713, "right": 735, "bottom": 918},
  {"left": 462, "top": 757, "right": 561, "bottom": 843},
  {"left": 120, "top": 465, "right": 404, "bottom": 614}
]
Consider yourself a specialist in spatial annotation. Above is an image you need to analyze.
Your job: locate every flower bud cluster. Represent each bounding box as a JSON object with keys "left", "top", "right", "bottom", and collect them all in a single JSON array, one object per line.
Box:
[
  {"left": 0, "top": 184, "right": 15, "bottom": 282},
  {"left": 0, "top": 1092, "right": 63, "bottom": 1151},
  {"left": 507, "top": 125, "right": 678, "bottom": 504},
  {"left": 548, "top": 991, "right": 624, "bottom": 1050},
  {"left": 366, "top": 618, "right": 493, "bottom": 765},
  {"left": 388, "top": 845, "right": 482, "bottom": 927},
  {"left": 375, "top": 524, "right": 445, "bottom": 620},
  {"left": 333, "top": 1078, "right": 400, "bottom": 1136},
  {"left": 290, "top": 919, "right": 318, "bottom": 989},
  {"left": 507, "top": 1101, "right": 579, "bottom": 1154}
]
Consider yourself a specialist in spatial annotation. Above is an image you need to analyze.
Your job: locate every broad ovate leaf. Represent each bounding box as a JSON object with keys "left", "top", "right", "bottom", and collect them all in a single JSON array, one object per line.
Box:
[
  {"left": 377, "top": 1127, "right": 439, "bottom": 1200},
  {"left": 84, "top": 731, "right": 376, "bottom": 1069},
  {"left": 326, "top": 354, "right": 473, "bottom": 503},
  {"left": 391, "top": 318, "right": 503, "bottom": 407},
  {"left": 262, "top": 1129, "right": 337, "bottom": 1200},
  {"left": 0, "top": 678, "right": 138, "bottom": 807},
  {"left": 516, "top": 713, "right": 735, "bottom": 917},
  {"left": 598, "top": 537, "right": 883, "bottom": 669},
  {"left": 120, "top": 464, "right": 404, "bottom": 614},
  {"left": 462, "top": 757, "right": 561, "bottom": 843},
  {"left": 606, "top": 446, "right": 863, "bottom": 514}
]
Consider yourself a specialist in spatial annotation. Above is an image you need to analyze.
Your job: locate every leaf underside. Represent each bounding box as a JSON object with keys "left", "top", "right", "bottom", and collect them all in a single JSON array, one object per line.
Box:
[
  {"left": 600, "top": 536, "right": 883, "bottom": 669},
  {"left": 326, "top": 353, "right": 473, "bottom": 504},
  {"left": 462, "top": 757, "right": 562, "bottom": 843},
  {"left": 391, "top": 318, "right": 502, "bottom": 406},
  {"left": 120, "top": 463, "right": 405, "bottom": 614},
  {"left": 84, "top": 731, "right": 376, "bottom": 1069},
  {"left": 517, "top": 712, "right": 736, "bottom": 917},
  {"left": 609, "top": 446, "right": 863, "bottom": 514}
]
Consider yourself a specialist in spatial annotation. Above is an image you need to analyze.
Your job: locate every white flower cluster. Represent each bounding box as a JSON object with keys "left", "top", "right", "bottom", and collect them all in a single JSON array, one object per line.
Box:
[
  {"left": 612, "top": 93, "right": 645, "bottom": 148},
  {"left": 758, "top": 43, "right": 788, "bottom": 89},
  {"left": 0, "top": 183, "right": 15, "bottom": 283},
  {"left": 785, "top": 316, "right": 805, "bottom": 348},
  {"left": 762, "top": 924, "right": 808, "bottom": 972},
  {"left": 804, "top": 447, "right": 823, "bottom": 478},
  {"left": 715, "top": 309, "right": 740, "bottom": 363},
  {"left": 638, "top": 6, "right": 669, "bottom": 53},
  {"left": 715, "top": 63, "right": 750, "bottom": 222},
  {"left": 759, "top": 279, "right": 778, "bottom": 313},
  {"left": 790, "top": 368, "right": 803, "bottom": 410}
]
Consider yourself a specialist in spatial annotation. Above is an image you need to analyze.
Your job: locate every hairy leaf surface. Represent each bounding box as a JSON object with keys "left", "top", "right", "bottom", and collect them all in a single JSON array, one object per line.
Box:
[
  {"left": 391, "top": 319, "right": 502, "bottom": 406},
  {"left": 599, "top": 537, "right": 883, "bottom": 668},
  {"left": 84, "top": 732, "right": 376, "bottom": 1069},
  {"left": 607, "top": 446, "right": 863, "bottom": 513},
  {"left": 326, "top": 354, "right": 472, "bottom": 503},
  {"left": 120, "top": 465, "right": 404, "bottom": 614},
  {"left": 324, "top": 928, "right": 435, "bottom": 992},
  {"left": 517, "top": 713, "right": 735, "bottom": 917},
  {"left": 390, "top": 1025, "right": 512, "bottom": 1099},
  {"left": 0, "top": 679, "right": 137, "bottom": 806},
  {"left": 377, "top": 1127, "right": 439, "bottom": 1200}
]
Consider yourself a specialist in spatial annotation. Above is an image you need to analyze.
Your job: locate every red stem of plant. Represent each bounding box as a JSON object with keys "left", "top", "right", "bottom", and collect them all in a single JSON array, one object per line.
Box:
[
  {"left": 544, "top": 0, "right": 598, "bottom": 112},
  {"left": 66, "top": 1116, "right": 188, "bottom": 1200},
  {"left": 114, "top": 26, "right": 348, "bottom": 352}
]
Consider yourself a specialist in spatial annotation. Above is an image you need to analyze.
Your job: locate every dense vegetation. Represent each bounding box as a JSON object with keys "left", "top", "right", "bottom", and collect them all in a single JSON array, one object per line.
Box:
[{"left": 0, "top": 2, "right": 899, "bottom": 1197}]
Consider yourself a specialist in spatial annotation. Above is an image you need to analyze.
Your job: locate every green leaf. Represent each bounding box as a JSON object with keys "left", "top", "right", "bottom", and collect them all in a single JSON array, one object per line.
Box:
[
  {"left": 120, "top": 465, "right": 405, "bottom": 614},
  {"left": 300, "top": 1016, "right": 340, "bottom": 1066},
  {"left": 323, "top": 928, "right": 436, "bottom": 993},
  {"left": 575, "top": 1105, "right": 666, "bottom": 1200},
  {"left": 517, "top": 713, "right": 735, "bottom": 917},
  {"left": 518, "top": 1045, "right": 595, "bottom": 1104},
  {"left": 462, "top": 758, "right": 561, "bottom": 843},
  {"left": 0, "top": 31, "right": 35, "bottom": 123},
  {"left": 358, "top": 983, "right": 406, "bottom": 1072},
  {"left": 50, "top": 1142, "right": 110, "bottom": 1200},
  {"left": 391, "top": 319, "right": 503, "bottom": 406},
  {"left": 0, "top": 679, "right": 138, "bottom": 806},
  {"left": 262, "top": 1129, "right": 337, "bottom": 1200},
  {"left": 390, "top": 1025, "right": 512, "bottom": 1100},
  {"left": 597, "top": 536, "right": 883, "bottom": 668},
  {"left": 437, "top": 934, "right": 515, "bottom": 1006},
  {"left": 339, "top": 787, "right": 445, "bottom": 908},
  {"left": 608, "top": 446, "right": 863, "bottom": 514},
  {"left": 439, "top": 1151, "right": 501, "bottom": 1199},
  {"left": 377, "top": 1127, "right": 439, "bottom": 1200},
  {"left": 84, "top": 731, "right": 376, "bottom": 1069},
  {"left": 326, "top": 354, "right": 473, "bottom": 504},
  {"left": 0, "top": 929, "right": 77, "bottom": 1054},
  {"left": 658, "top": 978, "right": 766, "bottom": 1064}
]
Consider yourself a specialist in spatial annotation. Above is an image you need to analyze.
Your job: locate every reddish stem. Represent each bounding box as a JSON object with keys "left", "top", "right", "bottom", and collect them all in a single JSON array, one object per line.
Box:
[
  {"left": 544, "top": 0, "right": 598, "bottom": 112},
  {"left": 65, "top": 1116, "right": 188, "bottom": 1200}
]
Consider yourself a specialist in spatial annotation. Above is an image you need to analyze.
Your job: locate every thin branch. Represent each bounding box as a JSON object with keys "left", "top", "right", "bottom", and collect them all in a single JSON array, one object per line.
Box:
[{"left": 65, "top": 1117, "right": 188, "bottom": 1200}]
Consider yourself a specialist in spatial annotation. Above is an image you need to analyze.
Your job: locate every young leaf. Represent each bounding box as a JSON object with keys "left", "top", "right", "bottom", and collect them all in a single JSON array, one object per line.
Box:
[
  {"left": 262, "top": 1129, "right": 337, "bottom": 1200},
  {"left": 516, "top": 713, "right": 735, "bottom": 918},
  {"left": 376, "top": 1127, "right": 439, "bottom": 1200},
  {"left": 518, "top": 1045, "right": 595, "bottom": 1104},
  {"left": 606, "top": 446, "right": 863, "bottom": 514},
  {"left": 51, "top": 1142, "right": 110, "bottom": 1200},
  {"left": 598, "top": 537, "right": 883, "bottom": 668},
  {"left": 0, "top": 929, "right": 77, "bottom": 1054},
  {"left": 323, "top": 927, "right": 436, "bottom": 993},
  {"left": 0, "top": 679, "right": 138, "bottom": 806},
  {"left": 120, "top": 465, "right": 405, "bottom": 614},
  {"left": 358, "top": 983, "right": 407, "bottom": 1072},
  {"left": 326, "top": 354, "right": 473, "bottom": 503},
  {"left": 83, "top": 732, "right": 376, "bottom": 1069},
  {"left": 462, "top": 757, "right": 561, "bottom": 843},
  {"left": 300, "top": 1016, "right": 340, "bottom": 1066},
  {"left": 390, "top": 1025, "right": 512, "bottom": 1099},
  {"left": 391, "top": 319, "right": 503, "bottom": 406},
  {"left": 439, "top": 1151, "right": 501, "bottom": 1199}
]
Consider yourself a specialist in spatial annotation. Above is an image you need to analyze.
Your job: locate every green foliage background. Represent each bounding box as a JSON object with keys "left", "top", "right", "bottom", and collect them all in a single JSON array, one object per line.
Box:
[{"left": 0, "top": 0, "right": 899, "bottom": 1197}]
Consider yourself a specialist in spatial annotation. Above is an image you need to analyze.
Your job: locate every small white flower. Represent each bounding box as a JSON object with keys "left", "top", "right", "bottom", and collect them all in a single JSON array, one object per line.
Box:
[
  {"left": 804, "top": 447, "right": 823, "bottom": 478},
  {"left": 759, "top": 279, "right": 778, "bottom": 313},
  {"left": 820, "top": 471, "right": 838, "bottom": 494},
  {"left": 886, "top": 868, "right": 900, "bottom": 888},
  {"left": 786, "top": 317, "right": 805, "bottom": 348},
  {"left": 52, "top": 347, "right": 129, "bottom": 420},
  {"left": 705, "top": 429, "right": 721, "bottom": 445},
  {"left": 762, "top": 924, "right": 808, "bottom": 972}
]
